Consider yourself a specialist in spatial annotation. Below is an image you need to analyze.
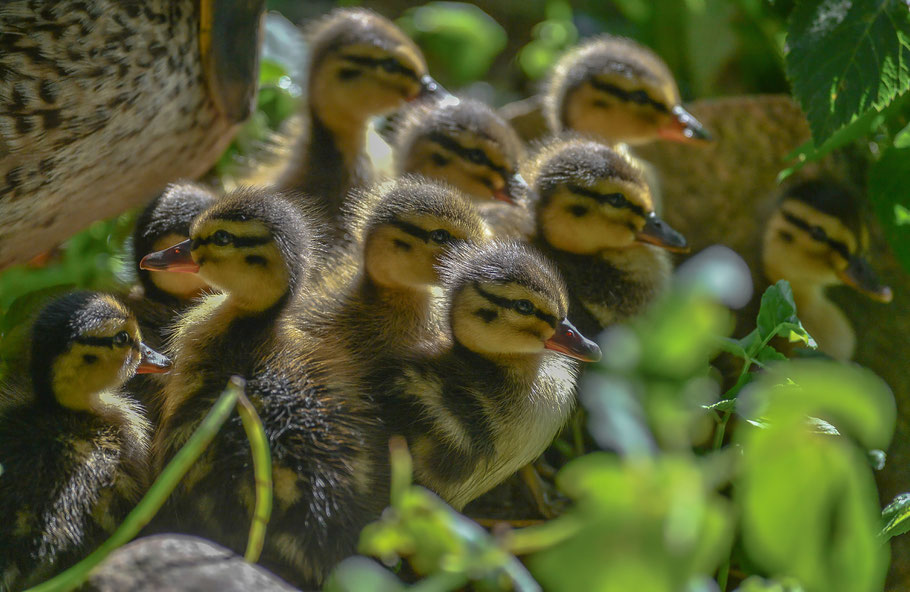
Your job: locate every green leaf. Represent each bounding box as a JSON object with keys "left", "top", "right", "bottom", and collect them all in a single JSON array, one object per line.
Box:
[
  {"left": 778, "top": 93, "right": 909, "bottom": 181},
  {"left": 786, "top": 0, "right": 910, "bottom": 144},
  {"left": 703, "top": 399, "right": 737, "bottom": 413},
  {"left": 756, "top": 281, "right": 798, "bottom": 340},
  {"left": 881, "top": 493, "right": 910, "bottom": 540},
  {"left": 736, "top": 361, "right": 895, "bottom": 592},
  {"left": 868, "top": 144, "right": 910, "bottom": 272}
]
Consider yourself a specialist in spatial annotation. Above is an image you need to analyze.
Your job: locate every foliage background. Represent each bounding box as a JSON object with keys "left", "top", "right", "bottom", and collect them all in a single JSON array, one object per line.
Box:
[{"left": 2, "top": 1, "right": 910, "bottom": 591}]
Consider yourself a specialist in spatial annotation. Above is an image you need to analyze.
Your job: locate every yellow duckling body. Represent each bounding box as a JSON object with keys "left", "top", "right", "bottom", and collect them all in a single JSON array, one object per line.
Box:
[
  {"left": 142, "top": 188, "right": 386, "bottom": 588},
  {"left": 0, "top": 292, "right": 169, "bottom": 589},
  {"left": 524, "top": 137, "right": 687, "bottom": 337},
  {"left": 275, "top": 8, "right": 439, "bottom": 224},
  {"left": 375, "top": 241, "right": 601, "bottom": 510}
]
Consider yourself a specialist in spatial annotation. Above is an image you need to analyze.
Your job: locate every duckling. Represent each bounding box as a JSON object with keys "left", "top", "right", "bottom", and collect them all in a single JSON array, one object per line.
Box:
[
  {"left": 309, "top": 175, "right": 488, "bottom": 364},
  {"left": 125, "top": 182, "right": 218, "bottom": 424},
  {"left": 140, "top": 187, "right": 387, "bottom": 588},
  {"left": 391, "top": 97, "right": 533, "bottom": 239},
  {"left": 274, "top": 8, "right": 440, "bottom": 223},
  {"left": 524, "top": 137, "right": 688, "bottom": 337},
  {"left": 0, "top": 291, "right": 169, "bottom": 589},
  {"left": 761, "top": 179, "right": 891, "bottom": 360},
  {"left": 543, "top": 35, "right": 710, "bottom": 145},
  {"left": 129, "top": 182, "right": 219, "bottom": 346},
  {"left": 376, "top": 241, "right": 601, "bottom": 510},
  {"left": 0, "top": 0, "right": 266, "bottom": 268}
]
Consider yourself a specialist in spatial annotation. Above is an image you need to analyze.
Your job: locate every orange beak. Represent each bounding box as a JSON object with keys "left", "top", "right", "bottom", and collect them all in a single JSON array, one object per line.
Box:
[
  {"left": 544, "top": 318, "right": 602, "bottom": 362},
  {"left": 140, "top": 239, "right": 199, "bottom": 273},
  {"left": 657, "top": 105, "right": 712, "bottom": 144},
  {"left": 635, "top": 213, "right": 689, "bottom": 253},
  {"left": 837, "top": 255, "right": 893, "bottom": 303},
  {"left": 136, "top": 343, "right": 171, "bottom": 374}
]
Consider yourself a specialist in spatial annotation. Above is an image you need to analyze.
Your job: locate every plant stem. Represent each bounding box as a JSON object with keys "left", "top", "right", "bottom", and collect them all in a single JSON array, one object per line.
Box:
[
  {"left": 235, "top": 391, "right": 273, "bottom": 563},
  {"left": 717, "top": 558, "right": 730, "bottom": 592},
  {"left": 507, "top": 516, "right": 583, "bottom": 556},
  {"left": 26, "top": 377, "right": 246, "bottom": 592}
]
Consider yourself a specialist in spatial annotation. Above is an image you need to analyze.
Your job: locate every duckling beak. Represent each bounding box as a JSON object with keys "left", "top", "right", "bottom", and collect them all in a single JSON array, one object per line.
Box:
[
  {"left": 658, "top": 105, "right": 712, "bottom": 144},
  {"left": 140, "top": 239, "right": 200, "bottom": 273},
  {"left": 545, "top": 319, "right": 602, "bottom": 362},
  {"left": 837, "top": 255, "right": 893, "bottom": 303},
  {"left": 136, "top": 343, "right": 171, "bottom": 374},
  {"left": 493, "top": 173, "right": 528, "bottom": 204},
  {"left": 635, "top": 213, "right": 690, "bottom": 253},
  {"left": 411, "top": 74, "right": 447, "bottom": 101}
]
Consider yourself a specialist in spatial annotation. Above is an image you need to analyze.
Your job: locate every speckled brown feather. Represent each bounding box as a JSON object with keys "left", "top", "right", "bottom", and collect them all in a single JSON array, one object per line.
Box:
[{"left": 0, "top": 1, "right": 241, "bottom": 268}]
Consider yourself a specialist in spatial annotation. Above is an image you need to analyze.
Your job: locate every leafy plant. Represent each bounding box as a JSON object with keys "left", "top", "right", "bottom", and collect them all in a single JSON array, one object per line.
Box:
[{"left": 331, "top": 269, "right": 899, "bottom": 592}]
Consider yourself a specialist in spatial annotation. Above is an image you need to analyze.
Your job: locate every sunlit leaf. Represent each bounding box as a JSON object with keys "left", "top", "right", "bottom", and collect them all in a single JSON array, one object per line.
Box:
[
  {"left": 786, "top": 0, "right": 910, "bottom": 144},
  {"left": 881, "top": 493, "right": 910, "bottom": 540}
]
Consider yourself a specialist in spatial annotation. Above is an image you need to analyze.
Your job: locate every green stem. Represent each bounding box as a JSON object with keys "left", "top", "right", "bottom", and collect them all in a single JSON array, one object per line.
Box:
[
  {"left": 717, "top": 558, "right": 731, "bottom": 592},
  {"left": 235, "top": 391, "right": 273, "bottom": 563},
  {"left": 26, "top": 377, "right": 246, "bottom": 592},
  {"left": 713, "top": 411, "right": 730, "bottom": 450},
  {"left": 507, "top": 515, "right": 583, "bottom": 556}
]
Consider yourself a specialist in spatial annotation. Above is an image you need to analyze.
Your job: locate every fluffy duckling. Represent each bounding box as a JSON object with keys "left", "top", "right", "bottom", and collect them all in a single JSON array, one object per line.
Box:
[
  {"left": 0, "top": 0, "right": 266, "bottom": 268},
  {"left": 376, "top": 241, "right": 601, "bottom": 510},
  {"left": 0, "top": 292, "right": 169, "bottom": 589},
  {"left": 125, "top": 182, "right": 218, "bottom": 424},
  {"left": 525, "top": 137, "right": 688, "bottom": 337},
  {"left": 309, "top": 176, "right": 489, "bottom": 362},
  {"left": 543, "top": 35, "right": 710, "bottom": 145},
  {"left": 129, "top": 182, "right": 218, "bottom": 346},
  {"left": 392, "top": 97, "right": 533, "bottom": 238},
  {"left": 762, "top": 179, "right": 892, "bottom": 360},
  {"left": 276, "top": 8, "right": 440, "bottom": 222},
  {"left": 140, "top": 188, "right": 386, "bottom": 588}
]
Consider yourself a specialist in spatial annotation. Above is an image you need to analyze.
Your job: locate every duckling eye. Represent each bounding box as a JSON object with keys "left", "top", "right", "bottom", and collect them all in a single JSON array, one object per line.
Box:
[
  {"left": 112, "top": 331, "right": 130, "bottom": 347},
  {"left": 429, "top": 229, "right": 453, "bottom": 244},
  {"left": 83, "top": 354, "right": 98, "bottom": 364},
  {"left": 514, "top": 299, "right": 534, "bottom": 315},
  {"left": 569, "top": 205, "right": 588, "bottom": 217},
  {"left": 810, "top": 225, "right": 828, "bottom": 242},
  {"left": 212, "top": 230, "right": 234, "bottom": 246},
  {"left": 604, "top": 193, "right": 626, "bottom": 207},
  {"left": 629, "top": 90, "right": 650, "bottom": 105},
  {"left": 465, "top": 148, "right": 486, "bottom": 165},
  {"left": 379, "top": 58, "right": 400, "bottom": 73}
]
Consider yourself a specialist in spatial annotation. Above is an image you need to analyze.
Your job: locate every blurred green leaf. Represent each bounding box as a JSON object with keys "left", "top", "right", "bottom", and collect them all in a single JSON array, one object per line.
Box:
[
  {"left": 398, "top": 2, "right": 507, "bottom": 86},
  {"left": 881, "top": 493, "right": 910, "bottom": 540},
  {"left": 786, "top": 0, "right": 910, "bottom": 144},
  {"left": 325, "top": 557, "right": 405, "bottom": 592},
  {"left": 868, "top": 144, "right": 910, "bottom": 272},
  {"left": 736, "top": 361, "right": 894, "bottom": 592},
  {"left": 530, "top": 455, "right": 732, "bottom": 592}
]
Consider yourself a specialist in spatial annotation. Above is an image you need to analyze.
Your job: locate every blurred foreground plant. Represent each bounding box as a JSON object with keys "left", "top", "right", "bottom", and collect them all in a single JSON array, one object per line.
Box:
[{"left": 331, "top": 250, "right": 900, "bottom": 592}]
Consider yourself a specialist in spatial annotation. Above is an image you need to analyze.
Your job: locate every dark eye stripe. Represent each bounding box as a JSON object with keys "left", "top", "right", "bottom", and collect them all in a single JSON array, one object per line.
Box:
[
  {"left": 74, "top": 334, "right": 136, "bottom": 349},
  {"left": 192, "top": 235, "right": 271, "bottom": 249},
  {"left": 588, "top": 79, "right": 670, "bottom": 113},
  {"left": 567, "top": 184, "right": 647, "bottom": 217},
  {"left": 341, "top": 55, "right": 419, "bottom": 80},
  {"left": 781, "top": 210, "right": 852, "bottom": 259},
  {"left": 426, "top": 132, "right": 510, "bottom": 178},
  {"left": 388, "top": 219, "right": 463, "bottom": 246},
  {"left": 473, "top": 282, "right": 557, "bottom": 327}
]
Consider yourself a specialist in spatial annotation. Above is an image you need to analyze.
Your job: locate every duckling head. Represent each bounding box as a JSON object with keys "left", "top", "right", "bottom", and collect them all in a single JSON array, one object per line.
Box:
[
  {"left": 307, "top": 8, "right": 440, "bottom": 136},
  {"left": 545, "top": 36, "right": 710, "bottom": 145},
  {"left": 393, "top": 97, "right": 528, "bottom": 204},
  {"left": 348, "top": 175, "right": 490, "bottom": 290},
  {"left": 30, "top": 292, "right": 170, "bottom": 411},
  {"left": 141, "top": 188, "right": 315, "bottom": 313},
  {"left": 763, "top": 179, "right": 892, "bottom": 303},
  {"left": 132, "top": 182, "right": 217, "bottom": 303},
  {"left": 529, "top": 138, "right": 688, "bottom": 254},
  {"left": 440, "top": 241, "right": 601, "bottom": 362}
]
